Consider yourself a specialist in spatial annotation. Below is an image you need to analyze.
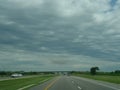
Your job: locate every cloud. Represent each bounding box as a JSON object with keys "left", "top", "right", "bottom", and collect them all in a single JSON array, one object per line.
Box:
[{"left": 0, "top": 0, "right": 120, "bottom": 71}]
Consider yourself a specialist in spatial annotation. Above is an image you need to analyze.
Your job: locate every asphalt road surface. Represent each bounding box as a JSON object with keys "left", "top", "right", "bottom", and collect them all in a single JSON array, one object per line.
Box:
[{"left": 30, "top": 76, "right": 120, "bottom": 90}]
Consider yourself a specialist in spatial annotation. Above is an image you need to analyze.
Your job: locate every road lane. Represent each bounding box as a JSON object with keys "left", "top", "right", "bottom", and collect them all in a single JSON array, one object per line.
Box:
[
  {"left": 70, "top": 76, "right": 120, "bottom": 90},
  {"left": 30, "top": 76, "right": 78, "bottom": 90},
  {"left": 71, "top": 76, "right": 120, "bottom": 90},
  {"left": 48, "top": 76, "right": 78, "bottom": 90},
  {"left": 29, "top": 76, "right": 120, "bottom": 90}
]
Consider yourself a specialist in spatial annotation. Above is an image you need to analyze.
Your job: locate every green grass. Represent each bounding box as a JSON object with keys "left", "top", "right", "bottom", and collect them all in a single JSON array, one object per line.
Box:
[
  {"left": 0, "top": 75, "right": 53, "bottom": 90},
  {"left": 74, "top": 74, "right": 120, "bottom": 84}
]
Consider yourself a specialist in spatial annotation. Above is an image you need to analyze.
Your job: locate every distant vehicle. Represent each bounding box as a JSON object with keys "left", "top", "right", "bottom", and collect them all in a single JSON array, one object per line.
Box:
[{"left": 11, "top": 73, "right": 23, "bottom": 78}]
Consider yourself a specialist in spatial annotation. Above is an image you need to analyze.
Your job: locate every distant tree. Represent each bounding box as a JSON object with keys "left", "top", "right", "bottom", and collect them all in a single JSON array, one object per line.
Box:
[
  {"left": 115, "top": 70, "right": 120, "bottom": 74},
  {"left": 0, "top": 71, "right": 6, "bottom": 76},
  {"left": 90, "top": 67, "right": 99, "bottom": 75}
]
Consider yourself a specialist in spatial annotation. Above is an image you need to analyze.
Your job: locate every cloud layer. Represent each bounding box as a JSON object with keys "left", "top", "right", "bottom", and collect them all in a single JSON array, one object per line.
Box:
[{"left": 0, "top": 0, "right": 120, "bottom": 71}]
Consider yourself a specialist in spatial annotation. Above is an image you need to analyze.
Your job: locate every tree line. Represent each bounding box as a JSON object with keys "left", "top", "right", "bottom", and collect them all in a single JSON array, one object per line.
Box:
[{"left": 0, "top": 69, "right": 120, "bottom": 76}]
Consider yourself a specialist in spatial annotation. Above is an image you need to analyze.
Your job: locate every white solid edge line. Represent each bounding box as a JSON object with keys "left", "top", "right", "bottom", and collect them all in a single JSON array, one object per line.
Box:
[
  {"left": 17, "top": 84, "right": 35, "bottom": 90},
  {"left": 95, "top": 82, "right": 120, "bottom": 90},
  {"left": 40, "top": 78, "right": 50, "bottom": 83}
]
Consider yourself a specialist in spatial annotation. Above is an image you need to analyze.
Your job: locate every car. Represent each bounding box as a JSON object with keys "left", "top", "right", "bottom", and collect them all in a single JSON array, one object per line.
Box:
[{"left": 11, "top": 73, "right": 23, "bottom": 78}]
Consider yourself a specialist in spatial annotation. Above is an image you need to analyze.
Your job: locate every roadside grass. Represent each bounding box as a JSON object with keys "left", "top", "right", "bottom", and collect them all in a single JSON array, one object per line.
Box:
[
  {"left": 74, "top": 74, "right": 120, "bottom": 84},
  {"left": 0, "top": 75, "right": 53, "bottom": 90}
]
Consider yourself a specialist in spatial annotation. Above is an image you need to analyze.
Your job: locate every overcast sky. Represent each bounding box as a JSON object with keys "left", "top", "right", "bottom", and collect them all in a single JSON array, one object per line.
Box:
[{"left": 0, "top": 0, "right": 120, "bottom": 71}]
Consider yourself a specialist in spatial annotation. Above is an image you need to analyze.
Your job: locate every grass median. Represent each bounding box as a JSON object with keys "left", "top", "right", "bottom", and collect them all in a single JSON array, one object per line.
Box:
[
  {"left": 74, "top": 74, "right": 120, "bottom": 84},
  {"left": 0, "top": 75, "right": 54, "bottom": 90}
]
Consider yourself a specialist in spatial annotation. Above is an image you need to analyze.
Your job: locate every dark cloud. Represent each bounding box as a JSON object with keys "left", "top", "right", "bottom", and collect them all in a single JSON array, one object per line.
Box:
[
  {"left": 0, "top": 0, "right": 120, "bottom": 71},
  {"left": 51, "top": 60, "right": 69, "bottom": 65}
]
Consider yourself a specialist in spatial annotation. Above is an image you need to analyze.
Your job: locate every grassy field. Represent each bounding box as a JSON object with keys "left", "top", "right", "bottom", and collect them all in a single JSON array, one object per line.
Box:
[
  {"left": 0, "top": 75, "right": 53, "bottom": 90},
  {"left": 74, "top": 74, "right": 120, "bottom": 84}
]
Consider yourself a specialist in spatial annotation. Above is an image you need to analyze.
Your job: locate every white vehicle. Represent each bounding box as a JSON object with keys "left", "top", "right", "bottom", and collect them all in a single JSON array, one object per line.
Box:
[{"left": 11, "top": 73, "right": 23, "bottom": 78}]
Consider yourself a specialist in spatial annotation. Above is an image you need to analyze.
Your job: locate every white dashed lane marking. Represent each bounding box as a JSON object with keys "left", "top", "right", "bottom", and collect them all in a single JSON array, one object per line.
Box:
[{"left": 78, "top": 86, "right": 82, "bottom": 90}]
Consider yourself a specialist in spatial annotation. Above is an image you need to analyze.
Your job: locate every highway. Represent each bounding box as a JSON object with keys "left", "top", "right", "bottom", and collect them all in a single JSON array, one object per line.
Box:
[
  {"left": 29, "top": 76, "right": 120, "bottom": 90},
  {"left": 0, "top": 75, "right": 41, "bottom": 81}
]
